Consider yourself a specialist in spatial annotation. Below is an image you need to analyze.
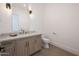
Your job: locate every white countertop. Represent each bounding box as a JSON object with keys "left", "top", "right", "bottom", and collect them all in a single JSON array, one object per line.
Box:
[{"left": 0, "top": 32, "right": 42, "bottom": 42}]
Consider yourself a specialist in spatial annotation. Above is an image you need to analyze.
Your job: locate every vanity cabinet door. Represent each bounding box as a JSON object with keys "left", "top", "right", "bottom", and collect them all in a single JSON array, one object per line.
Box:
[
  {"left": 34, "top": 36, "right": 42, "bottom": 52},
  {"left": 15, "top": 39, "right": 28, "bottom": 56},
  {"left": 1, "top": 40, "right": 15, "bottom": 56},
  {"left": 28, "top": 37, "right": 36, "bottom": 55},
  {"left": 28, "top": 35, "right": 42, "bottom": 55}
]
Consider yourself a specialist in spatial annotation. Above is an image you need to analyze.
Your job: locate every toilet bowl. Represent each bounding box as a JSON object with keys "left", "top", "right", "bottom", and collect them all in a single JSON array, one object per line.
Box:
[{"left": 42, "top": 36, "right": 50, "bottom": 48}]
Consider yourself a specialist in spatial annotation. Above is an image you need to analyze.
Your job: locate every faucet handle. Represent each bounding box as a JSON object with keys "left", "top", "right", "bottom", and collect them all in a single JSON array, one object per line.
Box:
[{"left": 19, "top": 28, "right": 25, "bottom": 34}]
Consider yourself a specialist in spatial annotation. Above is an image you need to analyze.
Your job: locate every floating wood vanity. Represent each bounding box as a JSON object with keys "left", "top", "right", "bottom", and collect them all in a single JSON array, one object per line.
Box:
[{"left": 0, "top": 32, "right": 42, "bottom": 56}]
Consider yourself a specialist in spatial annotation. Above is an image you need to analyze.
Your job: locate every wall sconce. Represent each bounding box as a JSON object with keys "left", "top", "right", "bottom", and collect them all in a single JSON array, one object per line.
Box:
[
  {"left": 24, "top": 4, "right": 32, "bottom": 14},
  {"left": 29, "top": 10, "right": 32, "bottom": 14},
  {"left": 6, "top": 3, "right": 11, "bottom": 9},
  {"left": 28, "top": 5, "right": 32, "bottom": 14}
]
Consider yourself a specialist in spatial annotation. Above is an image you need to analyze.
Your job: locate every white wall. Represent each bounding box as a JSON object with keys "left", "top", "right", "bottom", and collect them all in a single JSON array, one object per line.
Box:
[
  {"left": 43, "top": 3, "right": 79, "bottom": 55},
  {"left": 29, "top": 3, "right": 45, "bottom": 33},
  {"left": 0, "top": 3, "right": 12, "bottom": 34}
]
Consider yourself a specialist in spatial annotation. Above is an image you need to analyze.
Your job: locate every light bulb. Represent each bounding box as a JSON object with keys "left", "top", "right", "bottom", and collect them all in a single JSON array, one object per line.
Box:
[
  {"left": 24, "top": 4, "right": 26, "bottom": 7},
  {"left": 28, "top": 5, "right": 32, "bottom": 10}
]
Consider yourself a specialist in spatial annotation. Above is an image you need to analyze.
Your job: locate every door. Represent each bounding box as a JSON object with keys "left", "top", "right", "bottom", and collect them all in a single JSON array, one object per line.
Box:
[{"left": 15, "top": 39, "right": 28, "bottom": 56}]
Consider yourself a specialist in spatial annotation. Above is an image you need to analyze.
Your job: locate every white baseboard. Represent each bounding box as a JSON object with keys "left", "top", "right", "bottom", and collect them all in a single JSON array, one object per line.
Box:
[{"left": 49, "top": 40, "right": 79, "bottom": 56}]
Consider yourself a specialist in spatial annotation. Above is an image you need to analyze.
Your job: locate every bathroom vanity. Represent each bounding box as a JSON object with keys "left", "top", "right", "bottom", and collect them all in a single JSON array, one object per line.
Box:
[{"left": 0, "top": 32, "right": 42, "bottom": 56}]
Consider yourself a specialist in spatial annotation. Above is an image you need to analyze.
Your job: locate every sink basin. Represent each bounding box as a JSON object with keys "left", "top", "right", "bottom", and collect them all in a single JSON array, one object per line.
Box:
[{"left": 9, "top": 33, "right": 17, "bottom": 37}]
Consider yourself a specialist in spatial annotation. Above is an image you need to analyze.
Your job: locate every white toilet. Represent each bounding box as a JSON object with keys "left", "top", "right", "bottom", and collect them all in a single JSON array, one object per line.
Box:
[{"left": 42, "top": 35, "right": 50, "bottom": 48}]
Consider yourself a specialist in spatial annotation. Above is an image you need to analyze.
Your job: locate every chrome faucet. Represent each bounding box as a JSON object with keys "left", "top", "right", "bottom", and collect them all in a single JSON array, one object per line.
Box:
[
  {"left": 19, "top": 28, "right": 25, "bottom": 34},
  {"left": 21, "top": 29, "right": 25, "bottom": 33}
]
